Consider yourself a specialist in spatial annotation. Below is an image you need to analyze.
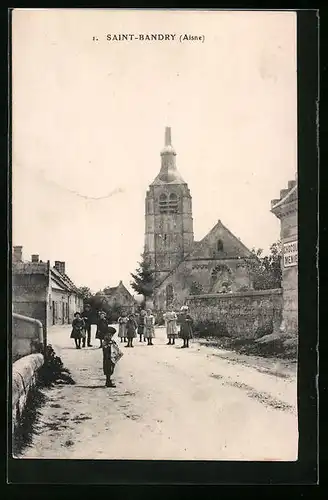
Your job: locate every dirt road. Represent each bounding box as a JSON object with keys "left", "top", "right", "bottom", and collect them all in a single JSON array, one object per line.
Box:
[{"left": 18, "top": 325, "right": 298, "bottom": 461}]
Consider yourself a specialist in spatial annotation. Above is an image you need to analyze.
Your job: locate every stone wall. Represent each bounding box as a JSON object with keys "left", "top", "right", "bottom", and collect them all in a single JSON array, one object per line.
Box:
[
  {"left": 12, "top": 353, "right": 44, "bottom": 432},
  {"left": 154, "top": 257, "right": 254, "bottom": 311},
  {"left": 12, "top": 314, "right": 45, "bottom": 362},
  {"left": 186, "top": 289, "right": 283, "bottom": 339},
  {"left": 12, "top": 269, "right": 48, "bottom": 329}
]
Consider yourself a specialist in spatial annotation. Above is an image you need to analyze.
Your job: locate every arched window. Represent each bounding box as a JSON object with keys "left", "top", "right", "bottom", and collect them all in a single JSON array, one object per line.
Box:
[
  {"left": 168, "top": 192, "right": 178, "bottom": 213},
  {"left": 159, "top": 193, "right": 169, "bottom": 213},
  {"left": 159, "top": 192, "right": 179, "bottom": 213},
  {"left": 217, "top": 239, "right": 224, "bottom": 252},
  {"left": 166, "top": 284, "right": 174, "bottom": 306}
]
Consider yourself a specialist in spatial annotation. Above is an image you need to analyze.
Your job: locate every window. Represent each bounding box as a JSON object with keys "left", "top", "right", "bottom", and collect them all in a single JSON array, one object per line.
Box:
[
  {"left": 217, "top": 239, "right": 224, "bottom": 252},
  {"left": 166, "top": 284, "right": 174, "bottom": 306},
  {"left": 159, "top": 192, "right": 179, "bottom": 213}
]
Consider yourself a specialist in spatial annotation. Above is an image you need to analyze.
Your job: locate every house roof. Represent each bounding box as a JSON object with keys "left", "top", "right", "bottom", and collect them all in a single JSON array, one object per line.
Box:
[
  {"left": 103, "top": 281, "right": 134, "bottom": 299},
  {"left": 271, "top": 183, "right": 297, "bottom": 210},
  {"left": 51, "top": 266, "right": 80, "bottom": 294}
]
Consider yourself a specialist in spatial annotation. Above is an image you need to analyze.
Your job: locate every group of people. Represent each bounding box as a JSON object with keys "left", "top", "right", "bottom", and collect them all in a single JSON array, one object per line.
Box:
[
  {"left": 116, "top": 305, "right": 193, "bottom": 349},
  {"left": 70, "top": 303, "right": 194, "bottom": 388},
  {"left": 117, "top": 309, "right": 155, "bottom": 347}
]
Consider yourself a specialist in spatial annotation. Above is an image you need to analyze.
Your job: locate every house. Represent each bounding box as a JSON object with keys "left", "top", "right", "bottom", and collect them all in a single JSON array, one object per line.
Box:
[
  {"left": 144, "top": 127, "right": 257, "bottom": 310},
  {"left": 102, "top": 281, "right": 135, "bottom": 314},
  {"left": 12, "top": 246, "right": 84, "bottom": 333},
  {"left": 271, "top": 176, "right": 298, "bottom": 335}
]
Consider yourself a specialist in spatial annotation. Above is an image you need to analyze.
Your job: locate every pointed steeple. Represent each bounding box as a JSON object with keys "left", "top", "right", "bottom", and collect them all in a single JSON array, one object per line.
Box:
[
  {"left": 165, "top": 126, "right": 172, "bottom": 146},
  {"left": 151, "top": 127, "right": 185, "bottom": 185}
]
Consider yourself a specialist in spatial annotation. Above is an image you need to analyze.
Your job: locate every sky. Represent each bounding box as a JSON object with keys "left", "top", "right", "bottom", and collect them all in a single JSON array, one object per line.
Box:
[{"left": 12, "top": 9, "right": 297, "bottom": 293}]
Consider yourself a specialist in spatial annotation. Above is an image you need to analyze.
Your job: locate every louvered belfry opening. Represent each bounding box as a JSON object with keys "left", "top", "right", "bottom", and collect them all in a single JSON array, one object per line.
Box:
[{"left": 159, "top": 192, "right": 178, "bottom": 214}]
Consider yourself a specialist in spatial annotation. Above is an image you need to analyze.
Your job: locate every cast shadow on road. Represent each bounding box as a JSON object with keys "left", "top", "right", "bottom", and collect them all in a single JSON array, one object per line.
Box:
[
  {"left": 60, "top": 347, "right": 96, "bottom": 350},
  {"left": 75, "top": 385, "right": 107, "bottom": 389}
]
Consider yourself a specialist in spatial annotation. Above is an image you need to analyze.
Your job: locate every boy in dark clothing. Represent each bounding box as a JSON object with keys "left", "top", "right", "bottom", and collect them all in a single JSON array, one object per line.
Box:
[
  {"left": 97, "top": 311, "right": 111, "bottom": 348},
  {"left": 82, "top": 304, "right": 94, "bottom": 347},
  {"left": 102, "top": 326, "right": 121, "bottom": 387}
]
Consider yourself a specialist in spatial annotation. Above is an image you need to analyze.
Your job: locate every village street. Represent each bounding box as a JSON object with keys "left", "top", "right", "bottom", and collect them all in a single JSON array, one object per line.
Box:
[{"left": 18, "top": 326, "right": 298, "bottom": 461}]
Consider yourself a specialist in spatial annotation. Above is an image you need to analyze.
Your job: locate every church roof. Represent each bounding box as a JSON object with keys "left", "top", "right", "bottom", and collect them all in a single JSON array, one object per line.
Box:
[
  {"left": 189, "top": 220, "right": 253, "bottom": 259},
  {"left": 151, "top": 170, "right": 186, "bottom": 185}
]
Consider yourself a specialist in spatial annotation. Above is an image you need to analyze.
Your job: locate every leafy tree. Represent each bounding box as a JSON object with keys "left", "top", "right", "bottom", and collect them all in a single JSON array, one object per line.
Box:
[
  {"left": 246, "top": 241, "right": 282, "bottom": 290},
  {"left": 130, "top": 254, "right": 155, "bottom": 299},
  {"left": 77, "top": 286, "right": 92, "bottom": 301}
]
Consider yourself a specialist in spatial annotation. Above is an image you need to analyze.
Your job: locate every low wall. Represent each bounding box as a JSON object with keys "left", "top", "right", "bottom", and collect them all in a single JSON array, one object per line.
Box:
[
  {"left": 186, "top": 289, "right": 283, "bottom": 339},
  {"left": 12, "top": 313, "right": 46, "bottom": 362},
  {"left": 12, "top": 353, "right": 44, "bottom": 430}
]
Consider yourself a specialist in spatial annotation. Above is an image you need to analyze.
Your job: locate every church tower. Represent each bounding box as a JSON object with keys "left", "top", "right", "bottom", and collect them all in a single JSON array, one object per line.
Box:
[{"left": 144, "top": 127, "right": 194, "bottom": 285}]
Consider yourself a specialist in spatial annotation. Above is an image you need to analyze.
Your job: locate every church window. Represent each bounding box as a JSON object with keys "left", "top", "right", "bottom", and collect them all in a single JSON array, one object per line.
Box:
[
  {"left": 159, "top": 193, "right": 169, "bottom": 213},
  {"left": 168, "top": 193, "right": 178, "bottom": 213},
  {"left": 166, "top": 284, "right": 174, "bottom": 306},
  {"left": 159, "top": 192, "right": 179, "bottom": 214},
  {"left": 217, "top": 239, "right": 224, "bottom": 252}
]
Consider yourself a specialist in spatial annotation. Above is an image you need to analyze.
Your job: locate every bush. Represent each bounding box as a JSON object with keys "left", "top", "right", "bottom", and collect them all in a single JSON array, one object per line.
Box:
[
  {"left": 254, "top": 320, "right": 273, "bottom": 339},
  {"left": 38, "top": 345, "right": 75, "bottom": 387}
]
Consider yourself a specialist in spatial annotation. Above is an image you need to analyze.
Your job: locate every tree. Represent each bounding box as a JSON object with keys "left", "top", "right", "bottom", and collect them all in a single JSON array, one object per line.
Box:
[
  {"left": 77, "top": 286, "right": 92, "bottom": 301},
  {"left": 130, "top": 254, "right": 155, "bottom": 299},
  {"left": 246, "top": 241, "right": 282, "bottom": 290}
]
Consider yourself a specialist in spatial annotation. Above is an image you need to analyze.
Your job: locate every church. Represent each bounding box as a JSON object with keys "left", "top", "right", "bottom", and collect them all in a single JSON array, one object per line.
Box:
[{"left": 144, "top": 127, "right": 256, "bottom": 311}]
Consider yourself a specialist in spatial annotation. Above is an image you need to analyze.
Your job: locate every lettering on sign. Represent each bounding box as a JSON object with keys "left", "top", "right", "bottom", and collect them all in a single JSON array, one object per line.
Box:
[{"left": 283, "top": 240, "right": 298, "bottom": 268}]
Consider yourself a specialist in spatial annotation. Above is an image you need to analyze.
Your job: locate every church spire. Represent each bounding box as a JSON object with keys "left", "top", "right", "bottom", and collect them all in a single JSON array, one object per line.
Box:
[
  {"left": 151, "top": 127, "right": 185, "bottom": 185},
  {"left": 165, "top": 126, "right": 172, "bottom": 146}
]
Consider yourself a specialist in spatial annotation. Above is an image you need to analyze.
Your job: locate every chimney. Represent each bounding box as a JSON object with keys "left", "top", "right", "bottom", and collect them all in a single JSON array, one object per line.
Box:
[
  {"left": 31, "top": 254, "right": 39, "bottom": 263},
  {"left": 13, "top": 246, "right": 23, "bottom": 262},
  {"left": 54, "top": 261, "right": 66, "bottom": 275}
]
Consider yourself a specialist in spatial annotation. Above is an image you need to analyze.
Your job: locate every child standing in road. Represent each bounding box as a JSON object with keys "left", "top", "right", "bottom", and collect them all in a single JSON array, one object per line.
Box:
[
  {"left": 70, "top": 312, "right": 85, "bottom": 349},
  {"left": 96, "top": 311, "right": 111, "bottom": 348},
  {"left": 126, "top": 313, "right": 138, "bottom": 348},
  {"left": 144, "top": 309, "right": 155, "bottom": 346},
  {"left": 118, "top": 312, "right": 128, "bottom": 343},
  {"left": 102, "top": 327, "right": 122, "bottom": 388},
  {"left": 178, "top": 305, "right": 193, "bottom": 348},
  {"left": 163, "top": 305, "right": 178, "bottom": 345}
]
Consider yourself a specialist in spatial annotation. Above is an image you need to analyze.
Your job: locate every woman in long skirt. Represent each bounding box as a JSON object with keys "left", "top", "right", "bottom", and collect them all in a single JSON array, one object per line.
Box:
[
  {"left": 163, "top": 305, "right": 178, "bottom": 345},
  {"left": 70, "top": 312, "right": 85, "bottom": 349},
  {"left": 178, "top": 305, "right": 193, "bottom": 348},
  {"left": 144, "top": 309, "right": 155, "bottom": 346},
  {"left": 117, "top": 312, "right": 128, "bottom": 343},
  {"left": 126, "top": 313, "right": 138, "bottom": 348}
]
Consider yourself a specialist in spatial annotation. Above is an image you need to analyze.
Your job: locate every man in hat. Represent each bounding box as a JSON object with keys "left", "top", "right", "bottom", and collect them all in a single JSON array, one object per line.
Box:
[{"left": 82, "top": 303, "right": 97, "bottom": 347}]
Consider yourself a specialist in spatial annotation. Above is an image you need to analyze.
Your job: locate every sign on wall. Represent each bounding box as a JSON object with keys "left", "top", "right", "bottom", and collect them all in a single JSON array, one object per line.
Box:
[{"left": 283, "top": 240, "right": 298, "bottom": 267}]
